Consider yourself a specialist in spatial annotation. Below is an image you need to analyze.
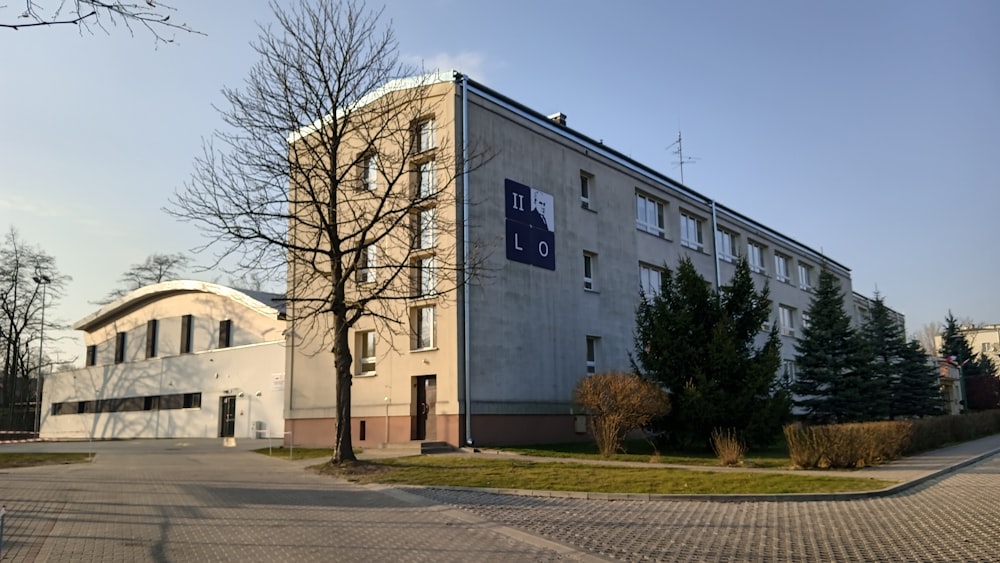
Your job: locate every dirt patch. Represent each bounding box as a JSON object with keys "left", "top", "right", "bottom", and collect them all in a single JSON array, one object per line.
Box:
[{"left": 311, "top": 460, "right": 390, "bottom": 479}]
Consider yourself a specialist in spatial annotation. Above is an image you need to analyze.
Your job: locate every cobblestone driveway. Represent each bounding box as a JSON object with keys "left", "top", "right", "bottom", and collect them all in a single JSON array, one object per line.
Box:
[
  {"left": 1, "top": 440, "right": 997, "bottom": 562},
  {"left": 408, "top": 455, "right": 1000, "bottom": 562}
]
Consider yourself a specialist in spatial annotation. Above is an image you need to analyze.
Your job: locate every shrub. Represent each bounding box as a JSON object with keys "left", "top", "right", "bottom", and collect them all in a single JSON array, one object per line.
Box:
[
  {"left": 785, "top": 412, "right": 1000, "bottom": 469},
  {"left": 784, "top": 420, "right": 910, "bottom": 469},
  {"left": 574, "top": 372, "right": 671, "bottom": 457},
  {"left": 710, "top": 428, "right": 747, "bottom": 466}
]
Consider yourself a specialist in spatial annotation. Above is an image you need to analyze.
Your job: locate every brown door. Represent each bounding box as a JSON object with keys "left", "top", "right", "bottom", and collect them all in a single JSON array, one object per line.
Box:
[{"left": 413, "top": 375, "right": 437, "bottom": 440}]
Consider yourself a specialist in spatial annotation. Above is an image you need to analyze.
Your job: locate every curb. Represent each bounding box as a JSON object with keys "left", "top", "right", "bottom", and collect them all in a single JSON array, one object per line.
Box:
[{"left": 393, "top": 446, "right": 1000, "bottom": 503}]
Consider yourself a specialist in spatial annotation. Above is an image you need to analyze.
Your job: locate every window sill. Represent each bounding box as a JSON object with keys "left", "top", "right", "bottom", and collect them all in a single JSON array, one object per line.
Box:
[
  {"left": 584, "top": 287, "right": 600, "bottom": 294},
  {"left": 636, "top": 227, "right": 668, "bottom": 240},
  {"left": 356, "top": 372, "right": 377, "bottom": 378},
  {"left": 581, "top": 203, "right": 597, "bottom": 213},
  {"left": 410, "top": 346, "right": 438, "bottom": 353}
]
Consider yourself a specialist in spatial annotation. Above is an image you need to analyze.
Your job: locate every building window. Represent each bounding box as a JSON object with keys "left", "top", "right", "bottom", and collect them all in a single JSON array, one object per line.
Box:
[
  {"left": 415, "top": 119, "right": 435, "bottom": 153},
  {"left": 580, "top": 172, "right": 593, "bottom": 209},
  {"left": 586, "top": 336, "right": 598, "bottom": 374},
  {"left": 145, "top": 319, "right": 158, "bottom": 359},
  {"left": 583, "top": 252, "right": 596, "bottom": 291},
  {"left": 635, "top": 193, "right": 665, "bottom": 237},
  {"left": 779, "top": 305, "right": 796, "bottom": 337},
  {"left": 798, "top": 263, "right": 813, "bottom": 290},
  {"left": 357, "top": 245, "right": 377, "bottom": 284},
  {"left": 774, "top": 253, "right": 791, "bottom": 283},
  {"left": 748, "top": 242, "right": 766, "bottom": 274},
  {"left": 639, "top": 264, "right": 663, "bottom": 298},
  {"left": 412, "top": 306, "right": 435, "bottom": 350},
  {"left": 680, "top": 212, "right": 704, "bottom": 250},
  {"left": 413, "top": 256, "right": 437, "bottom": 297},
  {"left": 183, "top": 393, "right": 201, "bottom": 409},
  {"left": 801, "top": 312, "right": 811, "bottom": 331},
  {"left": 86, "top": 345, "right": 97, "bottom": 367},
  {"left": 180, "top": 314, "right": 193, "bottom": 354},
  {"left": 114, "top": 332, "right": 126, "bottom": 364},
  {"left": 413, "top": 208, "right": 437, "bottom": 250},
  {"left": 784, "top": 359, "right": 797, "bottom": 382},
  {"left": 357, "top": 331, "right": 376, "bottom": 375},
  {"left": 716, "top": 229, "right": 737, "bottom": 262},
  {"left": 218, "top": 319, "right": 232, "bottom": 348},
  {"left": 361, "top": 153, "right": 378, "bottom": 191},
  {"left": 418, "top": 162, "right": 435, "bottom": 199}
]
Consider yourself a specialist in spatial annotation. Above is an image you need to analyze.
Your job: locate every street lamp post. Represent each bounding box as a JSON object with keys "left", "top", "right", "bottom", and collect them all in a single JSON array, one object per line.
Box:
[
  {"left": 947, "top": 333, "right": 971, "bottom": 413},
  {"left": 32, "top": 274, "right": 51, "bottom": 436}
]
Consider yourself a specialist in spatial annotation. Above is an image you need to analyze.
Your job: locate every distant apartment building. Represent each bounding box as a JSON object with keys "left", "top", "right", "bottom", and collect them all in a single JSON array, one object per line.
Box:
[
  {"left": 284, "top": 71, "right": 892, "bottom": 448},
  {"left": 41, "top": 281, "right": 286, "bottom": 440},
  {"left": 934, "top": 325, "right": 1000, "bottom": 410}
]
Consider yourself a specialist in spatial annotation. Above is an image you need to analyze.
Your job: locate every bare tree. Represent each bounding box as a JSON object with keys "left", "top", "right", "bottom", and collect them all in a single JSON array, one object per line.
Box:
[
  {"left": 1, "top": 0, "right": 199, "bottom": 42},
  {"left": 167, "top": 0, "right": 487, "bottom": 463},
  {"left": 96, "top": 252, "right": 190, "bottom": 304},
  {"left": 0, "top": 228, "right": 69, "bottom": 428},
  {"left": 912, "top": 321, "right": 942, "bottom": 356}
]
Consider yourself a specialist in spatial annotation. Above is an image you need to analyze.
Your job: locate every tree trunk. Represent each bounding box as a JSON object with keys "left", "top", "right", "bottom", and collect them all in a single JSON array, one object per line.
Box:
[{"left": 330, "top": 307, "right": 357, "bottom": 463}]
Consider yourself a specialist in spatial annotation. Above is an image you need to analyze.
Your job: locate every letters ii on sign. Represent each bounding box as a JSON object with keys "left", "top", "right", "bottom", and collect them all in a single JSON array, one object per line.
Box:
[{"left": 505, "top": 178, "right": 555, "bottom": 270}]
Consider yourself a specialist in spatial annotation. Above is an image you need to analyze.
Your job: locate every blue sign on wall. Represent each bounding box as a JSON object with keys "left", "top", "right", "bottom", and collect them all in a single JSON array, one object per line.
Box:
[{"left": 505, "top": 179, "right": 555, "bottom": 270}]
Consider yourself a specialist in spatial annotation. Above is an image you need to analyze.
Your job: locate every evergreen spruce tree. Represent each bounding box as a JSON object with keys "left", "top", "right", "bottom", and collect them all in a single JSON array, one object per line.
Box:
[
  {"left": 894, "top": 339, "right": 944, "bottom": 417},
  {"left": 635, "top": 257, "right": 790, "bottom": 448},
  {"left": 858, "top": 294, "right": 904, "bottom": 420},
  {"left": 715, "top": 258, "right": 790, "bottom": 446},
  {"left": 792, "top": 267, "right": 867, "bottom": 424},
  {"left": 635, "top": 258, "right": 718, "bottom": 447}
]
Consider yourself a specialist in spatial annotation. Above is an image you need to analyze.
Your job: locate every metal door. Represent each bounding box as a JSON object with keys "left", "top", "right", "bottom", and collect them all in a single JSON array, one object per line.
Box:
[
  {"left": 219, "top": 395, "right": 237, "bottom": 438},
  {"left": 413, "top": 375, "right": 436, "bottom": 441}
]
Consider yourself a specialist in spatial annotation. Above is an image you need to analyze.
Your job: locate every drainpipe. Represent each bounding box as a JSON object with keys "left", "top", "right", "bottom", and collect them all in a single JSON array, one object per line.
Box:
[
  {"left": 459, "top": 73, "right": 473, "bottom": 446},
  {"left": 711, "top": 200, "right": 721, "bottom": 290}
]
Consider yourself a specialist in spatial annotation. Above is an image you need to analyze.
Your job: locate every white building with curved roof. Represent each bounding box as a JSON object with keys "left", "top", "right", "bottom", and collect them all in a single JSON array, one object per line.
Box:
[{"left": 40, "top": 280, "right": 287, "bottom": 441}]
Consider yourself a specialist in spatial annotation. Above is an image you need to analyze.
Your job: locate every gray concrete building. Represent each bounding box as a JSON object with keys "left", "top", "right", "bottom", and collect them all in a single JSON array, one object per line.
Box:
[{"left": 285, "top": 71, "right": 883, "bottom": 448}]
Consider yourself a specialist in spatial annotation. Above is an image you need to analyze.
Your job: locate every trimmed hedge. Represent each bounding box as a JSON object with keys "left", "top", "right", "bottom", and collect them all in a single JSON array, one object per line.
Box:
[{"left": 784, "top": 411, "right": 1000, "bottom": 469}]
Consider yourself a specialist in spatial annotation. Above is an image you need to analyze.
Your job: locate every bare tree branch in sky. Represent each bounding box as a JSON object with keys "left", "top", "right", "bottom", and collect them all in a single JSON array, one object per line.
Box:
[
  {"left": 95, "top": 252, "right": 190, "bottom": 305},
  {"left": 1, "top": 1, "right": 201, "bottom": 43}
]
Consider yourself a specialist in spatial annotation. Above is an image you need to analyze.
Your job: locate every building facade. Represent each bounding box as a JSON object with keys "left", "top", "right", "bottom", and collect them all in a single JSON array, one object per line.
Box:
[
  {"left": 285, "top": 71, "right": 886, "bottom": 448},
  {"left": 41, "top": 281, "right": 287, "bottom": 441}
]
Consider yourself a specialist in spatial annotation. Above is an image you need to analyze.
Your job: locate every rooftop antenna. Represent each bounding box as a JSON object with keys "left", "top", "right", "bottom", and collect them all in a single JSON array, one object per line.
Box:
[{"left": 667, "top": 130, "right": 699, "bottom": 184}]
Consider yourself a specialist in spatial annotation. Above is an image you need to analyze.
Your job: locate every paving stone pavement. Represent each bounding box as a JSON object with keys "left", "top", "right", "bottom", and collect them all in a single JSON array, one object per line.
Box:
[
  {"left": 2, "top": 437, "right": 999, "bottom": 562},
  {"left": 0, "top": 440, "right": 602, "bottom": 562},
  {"left": 406, "top": 454, "right": 1000, "bottom": 562}
]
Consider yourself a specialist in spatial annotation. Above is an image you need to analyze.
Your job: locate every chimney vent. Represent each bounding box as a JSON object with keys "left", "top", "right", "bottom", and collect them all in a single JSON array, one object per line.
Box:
[{"left": 547, "top": 112, "right": 567, "bottom": 126}]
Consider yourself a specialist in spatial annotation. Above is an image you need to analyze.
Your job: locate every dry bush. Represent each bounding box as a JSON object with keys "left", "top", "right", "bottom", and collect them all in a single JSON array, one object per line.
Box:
[
  {"left": 710, "top": 428, "right": 747, "bottom": 466},
  {"left": 907, "top": 411, "right": 1000, "bottom": 454},
  {"left": 574, "top": 372, "right": 671, "bottom": 457},
  {"left": 785, "top": 421, "right": 912, "bottom": 469}
]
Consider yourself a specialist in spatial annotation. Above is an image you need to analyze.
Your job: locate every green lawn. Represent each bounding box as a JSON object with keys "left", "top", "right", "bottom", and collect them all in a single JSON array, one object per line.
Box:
[
  {"left": 319, "top": 455, "right": 894, "bottom": 495},
  {"left": 503, "top": 440, "right": 793, "bottom": 469},
  {"left": 0, "top": 452, "right": 92, "bottom": 468}
]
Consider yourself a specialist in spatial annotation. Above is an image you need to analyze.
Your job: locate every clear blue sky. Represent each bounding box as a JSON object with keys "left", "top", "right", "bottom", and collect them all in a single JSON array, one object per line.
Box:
[{"left": 2, "top": 0, "right": 998, "bottom": 363}]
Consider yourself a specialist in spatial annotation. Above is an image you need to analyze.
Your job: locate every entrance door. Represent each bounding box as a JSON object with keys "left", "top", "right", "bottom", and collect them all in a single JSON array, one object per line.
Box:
[
  {"left": 219, "top": 395, "right": 237, "bottom": 438},
  {"left": 413, "top": 375, "right": 437, "bottom": 441}
]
